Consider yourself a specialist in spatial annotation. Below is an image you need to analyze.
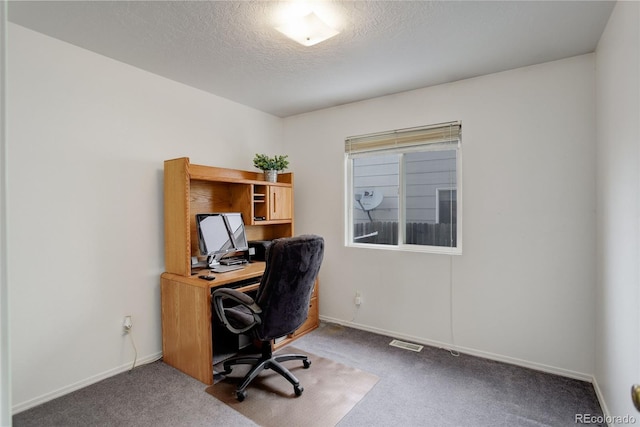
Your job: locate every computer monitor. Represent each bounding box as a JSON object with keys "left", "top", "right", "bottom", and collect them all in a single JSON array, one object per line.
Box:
[
  {"left": 195, "top": 212, "right": 249, "bottom": 267},
  {"left": 224, "top": 213, "right": 249, "bottom": 251}
]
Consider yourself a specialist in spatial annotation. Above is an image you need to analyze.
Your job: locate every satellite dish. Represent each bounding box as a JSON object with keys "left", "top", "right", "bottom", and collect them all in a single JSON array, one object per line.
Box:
[
  {"left": 354, "top": 189, "right": 383, "bottom": 211},
  {"left": 353, "top": 189, "right": 382, "bottom": 241}
]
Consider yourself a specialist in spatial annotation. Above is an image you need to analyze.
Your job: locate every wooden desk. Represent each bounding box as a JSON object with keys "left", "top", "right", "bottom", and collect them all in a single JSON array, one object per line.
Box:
[
  {"left": 161, "top": 262, "right": 265, "bottom": 385},
  {"left": 161, "top": 262, "right": 319, "bottom": 385}
]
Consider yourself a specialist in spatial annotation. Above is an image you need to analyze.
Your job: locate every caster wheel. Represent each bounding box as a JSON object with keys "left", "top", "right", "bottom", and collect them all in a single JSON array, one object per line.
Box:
[
  {"left": 294, "top": 385, "right": 304, "bottom": 396},
  {"left": 303, "top": 360, "right": 311, "bottom": 369},
  {"left": 236, "top": 390, "right": 247, "bottom": 402}
]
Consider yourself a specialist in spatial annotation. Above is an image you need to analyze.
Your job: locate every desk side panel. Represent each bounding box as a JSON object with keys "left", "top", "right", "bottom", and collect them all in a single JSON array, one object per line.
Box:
[
  {"left": 161, "top": 276, "right": 213, "bottom": 384},
  {"left": 164, "top": 158, "right": 191, "bottom": 276}
]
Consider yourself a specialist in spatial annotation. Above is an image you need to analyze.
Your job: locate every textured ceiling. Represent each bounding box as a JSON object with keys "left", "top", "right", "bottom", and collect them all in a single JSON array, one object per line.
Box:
[{"left": 8, "top": 1, "right": 615, "bottom": 117}]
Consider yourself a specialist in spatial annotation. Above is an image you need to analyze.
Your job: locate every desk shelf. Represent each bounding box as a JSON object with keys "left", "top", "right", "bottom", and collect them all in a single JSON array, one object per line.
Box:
[{"left": 163, "top": 157, "right": 294, "bottom": 276}]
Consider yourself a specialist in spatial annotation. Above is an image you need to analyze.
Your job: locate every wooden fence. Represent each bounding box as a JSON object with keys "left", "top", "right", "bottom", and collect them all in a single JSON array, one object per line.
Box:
[{"left": 354, "top": 221, "right": 456, "bottom": 247}]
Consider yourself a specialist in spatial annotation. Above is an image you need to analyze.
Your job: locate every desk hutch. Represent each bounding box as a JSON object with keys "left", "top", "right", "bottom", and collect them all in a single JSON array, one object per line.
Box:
[{"left": 160, "top": 157, "right": 319, "bottom": 385}]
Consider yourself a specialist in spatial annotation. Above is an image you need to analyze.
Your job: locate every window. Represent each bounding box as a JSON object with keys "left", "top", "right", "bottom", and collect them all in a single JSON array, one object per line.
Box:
[{"left": 346, "top": 121, "right": 461, "bottom": 254}]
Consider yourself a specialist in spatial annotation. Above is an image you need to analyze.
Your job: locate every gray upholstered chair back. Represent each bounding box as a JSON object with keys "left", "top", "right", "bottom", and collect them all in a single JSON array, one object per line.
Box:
[{"left": 253, "top": 234, "right": 324, "bottom": 341}]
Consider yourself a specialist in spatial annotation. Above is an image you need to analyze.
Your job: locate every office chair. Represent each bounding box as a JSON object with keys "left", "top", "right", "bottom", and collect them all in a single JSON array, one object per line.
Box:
[{"left": 211, "top": 234, "right": 324, "bottom": 401}]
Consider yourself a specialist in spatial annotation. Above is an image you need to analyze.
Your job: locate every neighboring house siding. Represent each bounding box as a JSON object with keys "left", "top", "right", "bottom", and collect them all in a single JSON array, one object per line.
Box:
[
  {"left": 353, "top": 154, "right": 399, "bottom": 223},
  {"left": 353, "top": 150, "right": 456, "bottom": 224}
]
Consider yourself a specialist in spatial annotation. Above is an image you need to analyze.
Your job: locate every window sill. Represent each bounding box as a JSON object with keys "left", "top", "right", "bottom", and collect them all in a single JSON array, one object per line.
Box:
[{"left": 346, "top": 242, "right": 462, "bottom": 256}]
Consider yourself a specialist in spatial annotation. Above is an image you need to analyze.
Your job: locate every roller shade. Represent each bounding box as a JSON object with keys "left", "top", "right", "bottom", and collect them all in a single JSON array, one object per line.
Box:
[{"left": 345, "top": 121, "right": 461, "bottom": 154}]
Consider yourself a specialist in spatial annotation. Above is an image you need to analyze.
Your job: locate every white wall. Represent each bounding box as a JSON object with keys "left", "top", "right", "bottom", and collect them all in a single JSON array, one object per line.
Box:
[
  {"left": 285, "top": 54, "right": 597, "bottom": 379},
  {"left": 7, "top": 23, "right": 283, "bottom": 412},
  {"left": 595, "top": 1, "right": 640, "bottom": 422},
  {"left": 1, "top": 4, "right": 12, "bottom": 426}
]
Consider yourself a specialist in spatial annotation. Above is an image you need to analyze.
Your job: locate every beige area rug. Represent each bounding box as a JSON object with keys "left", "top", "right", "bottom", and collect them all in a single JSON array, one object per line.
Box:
[{"left": 207, "top": 346, "right": 379, "bottom": 427}]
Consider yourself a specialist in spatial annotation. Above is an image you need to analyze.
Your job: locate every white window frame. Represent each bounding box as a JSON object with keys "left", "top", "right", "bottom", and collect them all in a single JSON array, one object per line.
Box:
[{"left": 345, "top": 122, "right": 462, "bottom": 255}]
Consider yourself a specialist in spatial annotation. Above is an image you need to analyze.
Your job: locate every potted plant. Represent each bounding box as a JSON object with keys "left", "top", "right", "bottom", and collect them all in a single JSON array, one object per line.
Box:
[{"left": 253, "top": 154, "right": 289, "bottom": 182}]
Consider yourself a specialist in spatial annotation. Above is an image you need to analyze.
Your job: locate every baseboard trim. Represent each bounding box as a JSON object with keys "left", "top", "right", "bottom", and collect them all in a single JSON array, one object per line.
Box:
[
  {"left": 319, "top": 315, "right": 594, "bottom": 382},
  {"left": 12, "top": 352, "right": 163, "bottom": 415},
  {"left": 590, "top": 376, "right": 612, "bottom": 422}
]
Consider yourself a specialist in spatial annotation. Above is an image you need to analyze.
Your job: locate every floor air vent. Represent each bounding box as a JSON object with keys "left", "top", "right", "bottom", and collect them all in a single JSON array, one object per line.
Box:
[{"left": 389, "top": 339, "right": 423, "bottom": 352}]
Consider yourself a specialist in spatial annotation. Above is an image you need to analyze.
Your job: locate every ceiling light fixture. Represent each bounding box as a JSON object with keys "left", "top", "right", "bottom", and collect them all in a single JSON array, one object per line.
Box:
[{"left": 275, "top": 11, "right": 339, "bottom": 47}]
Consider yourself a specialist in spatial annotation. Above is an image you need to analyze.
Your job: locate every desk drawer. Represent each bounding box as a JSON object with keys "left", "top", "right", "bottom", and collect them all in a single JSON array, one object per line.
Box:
[{"left": 292, "top": 297, "right": 318, "bottom": 337}]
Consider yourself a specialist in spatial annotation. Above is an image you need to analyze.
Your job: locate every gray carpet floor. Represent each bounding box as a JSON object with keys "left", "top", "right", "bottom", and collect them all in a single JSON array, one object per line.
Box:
[{"left": 13, "top": 321, "right": 604, "bottom": 427}]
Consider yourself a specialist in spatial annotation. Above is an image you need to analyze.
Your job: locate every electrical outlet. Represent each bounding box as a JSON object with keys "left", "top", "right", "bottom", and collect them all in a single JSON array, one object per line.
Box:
[
  {"left": 123, "top": 315, "right": 133, "bottom": 331},
  {"left": 354, "top": 291, "right": 362, "bottom": 306}
]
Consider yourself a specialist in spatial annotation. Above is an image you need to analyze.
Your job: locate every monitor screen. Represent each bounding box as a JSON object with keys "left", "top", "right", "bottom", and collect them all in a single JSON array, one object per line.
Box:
[
  {"left": 225, "top": 212, "right": 249, "bottom": 251},
  {"left": 196, "top": 212, "right": 249, "bottom": 258},
  {"left": 196, "top": 214, "right": 232, "bottom": 256}
]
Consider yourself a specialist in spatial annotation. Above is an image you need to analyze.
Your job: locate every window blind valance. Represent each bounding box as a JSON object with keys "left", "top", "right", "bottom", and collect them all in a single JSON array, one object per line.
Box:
[{"left": 345, "top": 121, "right": 461, "bottom": 154}]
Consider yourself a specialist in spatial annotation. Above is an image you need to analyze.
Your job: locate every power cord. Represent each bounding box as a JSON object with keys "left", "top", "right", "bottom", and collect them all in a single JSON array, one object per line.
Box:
[
  {"left": 127, "top": 329, "right": 138, "bottom": 373},
  {"left": 447, "top": 255, "right": 459, "bottom": 357},
  {"left": 351, "top": 303, "right": 360, "bottom": 322},
  {"left": 123, "top": 318, "right": 138, "bottom": 373}
]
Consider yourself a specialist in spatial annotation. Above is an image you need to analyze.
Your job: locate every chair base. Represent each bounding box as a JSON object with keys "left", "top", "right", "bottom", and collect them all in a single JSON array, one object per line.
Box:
[{"left": 222, "top": 342, "right": 311, "bottom": 401}]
